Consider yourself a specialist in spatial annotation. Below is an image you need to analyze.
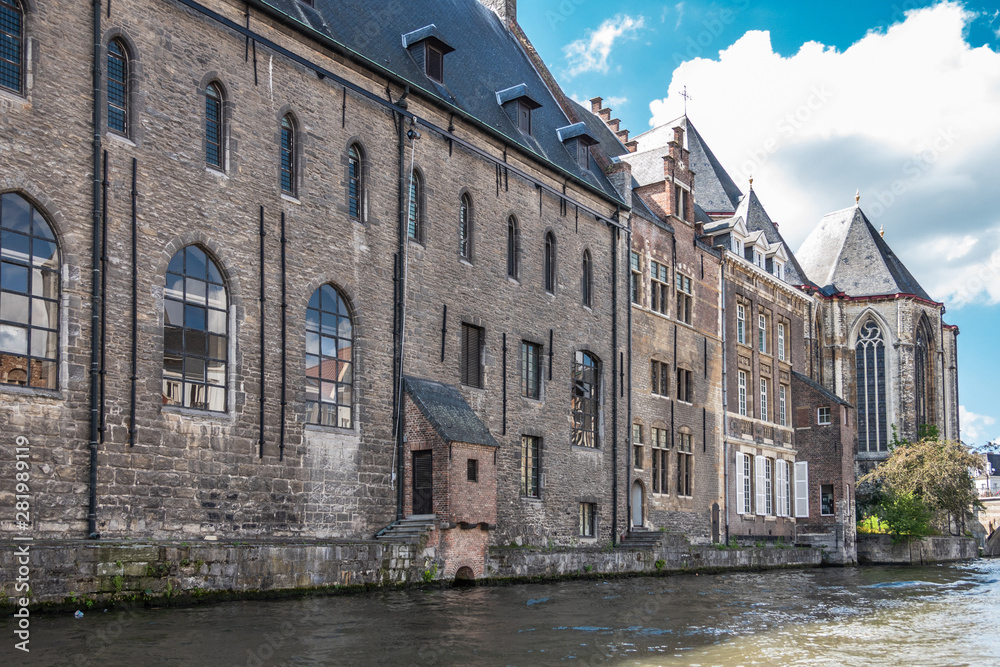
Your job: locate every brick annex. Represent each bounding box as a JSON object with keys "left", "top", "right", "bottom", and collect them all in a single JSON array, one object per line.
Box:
[{"left": 0, "top": 0, "right": 959, "bottom": 586}]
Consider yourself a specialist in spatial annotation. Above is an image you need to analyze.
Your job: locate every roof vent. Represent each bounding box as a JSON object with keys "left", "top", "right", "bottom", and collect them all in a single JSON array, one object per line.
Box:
[
  {"left": 402, "top": 25, "right": 455, "bottom": 84},
  {"left": 496, "top": 84, "right": 541, "bottom": 135},
  {"left": 556, "top": 123, "right": 599, "bottom": 169}
]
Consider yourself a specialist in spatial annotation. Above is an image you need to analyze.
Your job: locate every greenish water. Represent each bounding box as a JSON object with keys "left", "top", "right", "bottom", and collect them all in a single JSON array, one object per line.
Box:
[{"left": 6, "top": 559, "right": 999, "bottom": 666}]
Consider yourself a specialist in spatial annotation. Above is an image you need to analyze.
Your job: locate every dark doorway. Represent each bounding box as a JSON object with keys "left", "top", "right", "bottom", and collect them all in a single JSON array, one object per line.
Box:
[
  {"left": 712, "top": 502, "right": 721, "bottom": 543},
  {"left": 412, "top": 450, "right": 433, "bottom": 515}
]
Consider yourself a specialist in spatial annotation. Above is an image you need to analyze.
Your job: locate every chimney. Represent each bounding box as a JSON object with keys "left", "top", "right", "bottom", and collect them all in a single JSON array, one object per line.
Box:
[
  {"left": 589, "top": 97, "right": 603, "bottom": 113},
  {"left": 480, "top": 0, "right": 516, "bottom": 27}
]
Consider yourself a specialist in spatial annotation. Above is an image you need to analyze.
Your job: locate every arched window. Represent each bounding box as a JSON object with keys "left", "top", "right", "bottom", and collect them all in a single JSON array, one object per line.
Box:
[
  {"left": 459, "top": 193, "right": 472, "bottom": 259},
  {"left": 107, "top": 39, "right": 129, "bottom": 135},
  {"left": 571, "top": 350, "right": 601, "bottom": 448},
  {"left": 205, "top": 82, "right": 224, "bottom": 169},
  {"left": 506, "top": 215, "right": 519, "bottom": 279},
  {"left": 348, "top": 144, "right": 364, "bottom": 220},
  {"left": 305, "top": 284, "right": 354, "bottom": 428},
  {"left": 543, "top": 231, "right": 556, "bottom": 293},
  {"left": 0, "top": 0, "right": 24, "bottom": 95},
  {"left": 280, "top": 114, "right": 296, "bottom": 195},
  {"left": 407, "top": 170, "right": 422, "bottom": 241},
  {"left": 855, "top": 319, "right": 887, "bottom": 452},
  {"left": 581, "top": 249, "right": 593, "bottom": 307},
  {"left": 163, "top": 246, "right": 227, "bottom": 411},
  {"left": 0, "top": 193, "right": 59, "bottom": 389},
  {"left": 915, "top": 318, "right": 933, "bottom": 431}
]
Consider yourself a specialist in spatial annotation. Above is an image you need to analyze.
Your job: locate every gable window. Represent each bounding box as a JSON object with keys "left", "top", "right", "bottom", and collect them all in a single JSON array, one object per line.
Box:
[
  {"left": 0, "top": 193, "right": 59, "bottom": 389},
  {"left": 730, "top": 236, "right": 743, "bottom": 256},
  {"left": 348, "top": 144, "right": 365, "bottom": 220},
  {"left": 521, "top": 340, "right": 541, "bottom": 399},
  {"left": 517, "top": 100, "right": 532, "bottom": 134},
  {"left": 774, "top": 261, "right": 785, "bottom": 281},
  {"left": 571, "top": 350, "right": 601, "bottom": 448},
  {"left": 459, "top": 194, "right": 472, "bottom": 259},
  {"left": 677, "top": 432, "right": 693, "bottom": 497},
  {"left": 630, "top": 251, "right": 641, "bottom": 305},
  {"left": 507, "top": 216, "right": 520, "bottom": 279},
  {"left": 305, "top": 283, "right": 354, "bottom": 428},
  {"left": 280, "top": 114, "right": 296, "bottom": 195},
  {"left": 107, "top": 39, "right": 130, "bottom": 136},
  {"left": 777, "top": 322, "right": 786, "bottom": 362},
  {"left": 205, "top": 82, "right": 224, "bottom": 169},
  {"left": 543, "top": 232, "right": 556, "bottom": 294},
  {"left": 856, "top": 319, "right": 887, "bottom": 451},
  {"left": 758, "top": 313, "right": 768, "bottom": 353},
  {"left": 779, "top": 384, "right": 788, "bottom": 427},
  {"left": 460, "top": 323, "right": 484, "bottom": 388},
  {"left": 650, "top": 359, "right": 669, "bottom": 397},
  {"left": 760, "top": 378, "right": 769, "bottom": 422},
  {"left": 407, "top": 170, "right": 423, "bottom": 241},
  {"left": 163, "top": 246, "right": 227, "bottom": 411},
  {"left": 676, "top": 367, "right": 693, "bottom": 403},
  {"left": 737, "top": 303, "right": 746, "bottom": 345},
  {"left": 676, "top": 273, "right": 692, "bottom": 324},
  {"left": 581, "top": 250, "right": 593, "bottom": 307},
  {"left": 651, "top": 426, "right": 668, "bottom": 494},
  {"left": 575, "top": 140, "right": 590, "bottom": 169},
  {"left": 753, "top": 248, "right": 765, "bottom": 268},
  {"left": 425, "top": 43, "right": 444, "bottom": 82},
  {"left": 817, "top": 406, "right": 832, "bottom": 425},
  {"left": 650, "top": 260, "right": 668, "bottom": 315},
  {"left": 579, "top": 502, "right": 595, "bottom": 537},
  {"left": 0, "top": 0, "right": 23, "bottom": 95},
  {"left": 521, "top": 435, "right": 540, "bottom": 497},
  {"left": 738, "top": 370, "right": 747, "bottom": 416}
]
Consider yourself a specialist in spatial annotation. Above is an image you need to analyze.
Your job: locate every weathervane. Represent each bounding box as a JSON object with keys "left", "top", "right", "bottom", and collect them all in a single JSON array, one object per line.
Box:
[{"left": 681, "top": 85, "right": 693, "bottom": 115}]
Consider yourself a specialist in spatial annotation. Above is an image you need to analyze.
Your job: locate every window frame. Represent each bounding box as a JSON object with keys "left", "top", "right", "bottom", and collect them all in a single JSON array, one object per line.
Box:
[
  {"left": 581, "top": 249, "right": 593, "bottom": 307},
  {"left": 521, "top": 339, "right": 541, "bottom": 400},
  {"left": 738, "top": 370, "right": 747, "bottom": 416},
  {"left": 107, "top": 38, "right": 130, "bottom": 137},
  {"left": 348, "top": 144, "right": 365, "bottom": 221},
  {"left": 0, "top": 0, "right": 25, "bottom": 96},
  {"left": 675, "top": 272, "right": 693, "bottom": 324},
  {"left": 820, "top": 484, "right": 835, "bottom": 516},
  {"left": 817, "top": 406, "right": 832, "bottom": 426},
  {"left": 651, "top": 426, "right": 669, "bottom": 494},
  {"left": 467, "top": 458, "right": 479, "bottom": 482},
  {"left": 305, "top": 283, "right": 355, "bottom": 429},
  {"left": 205, "top": 82, "right": 225, "bottom": 170},
  {"left": 760, "top": 377, "right": 769, "bottom": 422},
  {"left": 506, "top": 216, "right": 520, "bottom": 280},
  {"left": 459, "top": 193, "right": 472, "bottom": 260},
  {"left": 280, "top": 114, "right": 297, "bottom": 196},
  {"left": 425, "top": 42, "right": 444, "bottom": 83},
  {"left": 543, "top": 231, "right": 556, "bottom": 294},
  {"left": 650, "top": 260, "right": 669, "bottom": 314},
  {"left": 676, "top": 367, "right": 693, "bottom": 403},
  {"left": 758, "top": 312, "right": 768, "bottom": 354},
  {"left": 677, "top": 432, "right": 693, "bottom": 497},
  {"left": 779, "top": 384, "right": 788, "bottom": 427},
  {"left": 777, "top": 321, "right": 786, "bottom": 362},
  {"left": 571, "top": 350, "right": 601, "bottom": 449},
  {"left": 407, "top": 169, "right": 423, "bottom": 242},
  {"left": 460, "top": 322, "right": 484, "bottom": 389},
  {"left": 578, "top": 502, "right": 596, "bottom": 537},
  {"left": 651, "top": 359, "right": 669, "bottom": 397},
  {"left": 630, "top": 251, "right": 642, "bottom": 305},
  {"left": 521, "top": 435, "right": 540, "bottom": 498}
]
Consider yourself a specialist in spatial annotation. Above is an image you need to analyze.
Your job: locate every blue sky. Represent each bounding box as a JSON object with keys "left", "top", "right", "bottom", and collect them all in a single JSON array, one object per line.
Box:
[{"left": 519, "top": 0, "right": 1000, "bottom": 445}]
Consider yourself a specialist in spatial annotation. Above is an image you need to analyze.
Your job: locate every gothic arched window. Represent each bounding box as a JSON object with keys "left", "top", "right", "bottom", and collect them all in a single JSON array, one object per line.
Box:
[
  {"left": 581, "top": 249, "right": 593, "bottom": 307},
  {"left": 855, "top": 319, "right": 887, "bottom": 452},
  {"left": 348, "top": 144, "right": 364, "bottom": 220},
  {"left": 915, "top": 318, "right": 933, "bottom": 432},
  {"left": 280, "top": 114, "right": 296, "bottom": 195},
  {"left": 205, "top": 82, "right": 224, "bottom": 169},
  {"left": 0, "top": 193, "right": 59, "bottom": 389},
  {"left": 506, "top": 215, "right": 519, "bottom": 279},
  {"left": 459, "top": 193, "right": 472, "bottom": 260},
  {"left": 107, "top": 39, "right": 130, "bottom": 136},
  {"left": 407, "top": 169, "right": 423, "bottom": 242},
  {"left": 305, "top": 283, "right": 354, "bottom": 428},
  {"left": 543, "top": 231, "right": 556, "bottom": 294}
]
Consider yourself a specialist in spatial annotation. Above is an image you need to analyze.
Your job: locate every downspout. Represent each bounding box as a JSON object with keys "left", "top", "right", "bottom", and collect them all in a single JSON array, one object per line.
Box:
[
  {"left": 610, "top": 224, "right": 619, "bottom": 543},
  {"left": 626, "top": 223, "right": 633, "bottom": 531},
  {"left": 392, "top": 89, "right": 409, "bottom": 521},
  {"left": 721, "top": 255, "right": 730, "bottom": 544},
  {"left": 87, "top": 0, "right": 104, "bottom": 539}
]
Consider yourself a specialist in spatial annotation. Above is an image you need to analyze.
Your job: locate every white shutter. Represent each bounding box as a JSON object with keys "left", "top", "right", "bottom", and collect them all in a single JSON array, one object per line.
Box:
[
  {"left": 755, "top": 455, "right": 766, "bottom": 516},
  {"left": 795, "top": 461, "right": 809, "bottom": 518},
  {"left": 736, "top": 453, "right": 746, "bottom": 515},
  {"left": 776, "top": 461, "right": 788, "bottom": 517}
]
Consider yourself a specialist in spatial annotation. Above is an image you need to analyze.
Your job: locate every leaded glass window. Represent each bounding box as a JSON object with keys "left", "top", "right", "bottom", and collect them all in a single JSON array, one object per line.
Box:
[
  {"left": 507, "top": 216, "right": 519, "bottom": 279},
  {"left": 459, "top": 194, "right": 471, "bottom": 259},
  {"left": 581, "top": 250, "right": 593, "bottom": 307},
  {"left": 205, "top": 83, "right": 223, "bottom": 169},
  {"left": 571, "top": 350, "right": 600, "bottom": 448},
  {"left": 407, "top": 170, "right": 422, "bottom": 241},
  {"left": 543, "top": 232, "right": 556, "bottom": 293},
  {"left": 915, "top": 320, "right": 932, "bottom": 430},
  {"left": 856, "top": 319, "right": 888, "bottom": 452},
  {"left": 280, "top": 114, "right": 296, "bottom": 195},
  {"left": 107, "top": 40, "right": 129, "bottom": 135},
  {"left": 0, "top": 193, "right": 59, "bottom": 389},
  {"left": 305, "top": 284, "right": 354, "bottom": 428},
  {"left": 348, "top": 144, "right": 363, "bottom": 220},
  {"left": 0, "top": 0, "right": 24, "bottom": 95}
]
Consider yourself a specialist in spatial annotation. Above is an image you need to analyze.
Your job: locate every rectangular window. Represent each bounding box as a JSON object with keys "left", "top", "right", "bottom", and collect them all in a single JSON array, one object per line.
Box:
[
  {"left": 821, "top": 484, "right": 835, "bottom": 516},
  {"left": 765, "top": 458, "right": 774, "bottom": 515},
  {"left": 633, "top": 425, "right": 644, "bottom": 470},
  {"left": 579, "top": 502, "right": 595, "bottom": 537},
  {"left": 571, "top": 351, "right": 601, "bottom": 448},
  {"left": 737, "top": 303, "right": 746, "bottom": 345},
  {"left": 632, "top": 423, "right": 643, "bottom": 445},
  {"left": 778, "top": 322, "right": 786, "bottom": 362},
  {"left": 676, "top": 368, "right": 693, "bottom": 403},
  {"left": 776, "top": 459, "right": 789, "bottom": 517},
  {"left": 818, "top": 406, "right": 832, "bottom": 425},
  {"left": 521, "top": 341, "right": 541, "bottom": 399},
  {"left": 731, "top": 237, "right": 743, "bottom": 256},
  {"left": 651, "top": 260, "right": 669, "bottom": 314},
  {"left": 652, "top": 427, "right": 669, "bottom": 494},
  {"left": 521, "top": 436, "right": 540, "bottom": 498},
  {"left": 754, "top": 249, "right": 765, "bottom": 268},
  {"left": 779, "top": 385, "right": 788, "bottom": 427},
  {"left": 676, "top": 273, "right": 693, "bottom": 324},
  {"left": 460, "top": 324, "right": 484, "bottom": 388},
  {"left": 758, "top": 313, "right": 768, "bottom": 353},
  {"left": 755, "top": 454, "right": 767, "bottom": 516},
  {"left": 467, "top": 459, "right": 478, "bottom": 482},
  {"left": 760, "top": 378, "right": 769, "bottom": 422},
  {"left": 630, "top": 251, "right": 641, "bottom": 305},
  {"left": 651, "top": 360, "right": 669, "bottom": 396},
  {"left": 677, "top": 433, "right": 693, "bottom": 497},
  {"left": 425, "top": 43, "right": 444, "bottom": 82},
  {"left": 736, "top": 452, "right": 752, "bottom": 515},
  {"left": 738, "top": 371, "right": 747, "bottom": 416},
  {"left": 794, "top": 461, "right": 810, "bottom": 518},
  {"left": 517, "top": 100, "right": 532, "bottom": 134}
]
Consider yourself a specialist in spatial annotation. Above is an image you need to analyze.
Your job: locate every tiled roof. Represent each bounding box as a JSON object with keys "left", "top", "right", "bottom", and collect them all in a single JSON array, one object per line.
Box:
[
  {"left": 404, "top": 376, "right": 499, "bottom": 448},
  {"left": 792, "top": 371, "right": 852, "bottom": 407}
]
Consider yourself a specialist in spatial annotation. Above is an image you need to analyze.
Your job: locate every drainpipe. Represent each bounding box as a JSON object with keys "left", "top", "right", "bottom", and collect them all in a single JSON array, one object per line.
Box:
[
  {"left": 392, "top": 89, "right": 409, "bottom": 521},
  {"left": 625, "top": 223, "right": 633, "bottom": 531},
  {"left": 610, "top": 223, "right": 619, "bottom": 543},
  {"left": 721, "top": 256, "right": 729, "bottom": 544},
  {"left": 87, "top": 0, "right": 104, "bottom": 540}
]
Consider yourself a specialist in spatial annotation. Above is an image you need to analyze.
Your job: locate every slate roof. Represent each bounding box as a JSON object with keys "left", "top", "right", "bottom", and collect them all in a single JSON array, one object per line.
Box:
[
  {"left": 252, "top": 0, "right": 624, "bottom": 205},
  {"left": 792, "top": 371, "right": 852, "bottom": 407},
  {"left": 987, "top": 453, "right": 1000, "bottom": 477},
  {"left": 731, "top": 190, "right": 811, "bottom": 286},
  {"left": 796, "top": 205, "right": 933, "bottom": 300},
  {"left": 404, "top": 376, "right": 499, "bottom": 448}
]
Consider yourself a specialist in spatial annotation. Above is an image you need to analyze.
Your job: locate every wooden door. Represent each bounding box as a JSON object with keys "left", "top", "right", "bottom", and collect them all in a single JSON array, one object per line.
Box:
[{"left": 412, "top": 451, "right": 433, "bottom": 515}]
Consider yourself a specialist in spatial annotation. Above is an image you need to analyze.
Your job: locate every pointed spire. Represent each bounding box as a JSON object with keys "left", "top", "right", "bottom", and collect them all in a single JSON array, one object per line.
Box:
[
  {"left": 855, "top": 189, "right": 860, "bottom": 206},
  {"left": 749, "top": 175, "right": 754, "bottom": 190}
]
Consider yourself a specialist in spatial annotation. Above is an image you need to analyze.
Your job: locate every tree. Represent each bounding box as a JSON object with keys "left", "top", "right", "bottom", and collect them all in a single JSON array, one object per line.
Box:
[
  {"left": 877, "top": 491, "right": 933, "bottom": 544},
  {"left": 860, "top": 436, "right": 986, "bottom": 536}
]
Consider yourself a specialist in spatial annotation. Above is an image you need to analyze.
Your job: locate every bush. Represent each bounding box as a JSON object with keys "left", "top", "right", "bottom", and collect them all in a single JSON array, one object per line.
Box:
[{"left": 878, "top": 491, "right": 934, "bottom": 544}]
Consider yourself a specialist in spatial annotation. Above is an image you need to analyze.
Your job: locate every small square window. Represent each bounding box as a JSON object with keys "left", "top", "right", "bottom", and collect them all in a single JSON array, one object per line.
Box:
[
  {"left": 467, "top": 459, "right": 479, "bottom": 482},
  {"left": 817, "top": 407, "right": 832, "bottom": 425}
]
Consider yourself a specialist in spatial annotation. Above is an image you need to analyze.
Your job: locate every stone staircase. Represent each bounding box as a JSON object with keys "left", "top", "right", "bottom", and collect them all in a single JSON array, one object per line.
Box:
[
  {"left": 619, "top": 527, "right": 666, "bottom": 550},
  {"left": 375, "top": 515, "right": 437, "bottom": 545}
]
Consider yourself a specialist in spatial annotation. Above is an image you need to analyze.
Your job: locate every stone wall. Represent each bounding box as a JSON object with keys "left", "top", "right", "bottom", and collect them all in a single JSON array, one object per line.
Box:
[{"left": 856, "top": 535, "right": 978, "bottom": 565}]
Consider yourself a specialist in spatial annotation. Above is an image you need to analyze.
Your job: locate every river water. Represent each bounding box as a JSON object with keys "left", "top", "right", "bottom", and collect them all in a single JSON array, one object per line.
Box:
[{"left": 8, "top": 559, "right": 999, "bottom": 666}]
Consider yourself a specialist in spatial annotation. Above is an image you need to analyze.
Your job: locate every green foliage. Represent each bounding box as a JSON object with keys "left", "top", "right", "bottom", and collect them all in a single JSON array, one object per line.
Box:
[
  {"left": 753, "top": 541, "right": 765, "bottom": 548},
  {"left": 421, "top": 563, "right": 438, "bottom": 583},
  {"left": 654, "top": 559, "right": 666, "bottom": 570},
  {"left": 112, "top": 576, "right": 124, "bottom": 595},
  {"left": 857, "top": 515, "right": 890, "bottom": 534},
  {"left": 877, "top": 491, "right": 934, "bottom": 544},
  {"left": 583, "top": 564, "right": 593, "bottom": 573}
]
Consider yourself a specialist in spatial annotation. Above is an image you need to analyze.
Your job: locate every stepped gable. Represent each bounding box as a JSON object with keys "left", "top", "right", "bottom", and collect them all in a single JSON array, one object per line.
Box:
[
  {"left": 403, "top": 376, "right": 498, "bottom": 448},
  {"left": 256, "top": 0, "right": 623, "bottom": 202},
  {"left": 731, "top": 189, "right": 812, "bottom": 287},
  {"left": 796, "top": 204, "right": 933, "bottom": 300}
]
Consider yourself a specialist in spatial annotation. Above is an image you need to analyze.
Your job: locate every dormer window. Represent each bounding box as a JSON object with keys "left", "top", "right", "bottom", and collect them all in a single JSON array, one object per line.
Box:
[
  {"left": 498, "top": 84, "right": 542, "bottom": 137},
  {"left": 731, "top": 237, "right": 744, "bottom": 256},
  {"left": 402, "top": 25, "right": 454, "bottom": 84},
  {"left": 754, "top": 249, "right": 765, "bottom": 268},
  {"left": 773, "top": 261, "right": 785, "bottom": 280},
  {"left": 556, "top": 122, "right": 599, "bottom": 170}
]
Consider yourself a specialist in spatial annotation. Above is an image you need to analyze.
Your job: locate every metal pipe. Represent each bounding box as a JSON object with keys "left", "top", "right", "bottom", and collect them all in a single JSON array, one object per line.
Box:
[
  {"left": 279, "top": 211, "right": 287, "bottom": 461},
  {"left": 392, "top": 93, "right": 409, "bottom": 521},
  {"left": 502, "top": 333, "right": 507, "bottom": 436},
  {"left": 440, "top": 304, "right": 447, "bottom": 363},
  {"left": 625, "top": 224, "right": 633, "bottom": 531},
  {"left": 99, "top": 150, "right": 108, "bottom": 443},
  {"left": 610, "top": 224, "right": 619, "bottom": 543},
  {"left": 128, "top": 157, "right": 137, "bottom": 446},
  {"left": 721, "top": 257, "right": 730, "bottom": 544},
  {"left": 87, "top": 0, "right": 104, "bottom": 540},
  {"left": 258, "top": 205, "right": 266, "bottom": 458}
]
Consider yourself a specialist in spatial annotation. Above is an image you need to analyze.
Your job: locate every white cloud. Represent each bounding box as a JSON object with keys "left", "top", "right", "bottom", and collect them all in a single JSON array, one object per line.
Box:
[
  {"left": 961, "top": 405, "right": 997, "bottom": 445},
  {"left": 647, "top": 2, "right": 1000, "bottom": 309},
  {"left": 605, "top": 95, "right": 629, "bottom": 108},
  {"left": 674, "top": 2, "right": 685, "bottom": 29},
  {"left": 563, "top": 15, "right": 645, "bottom": 78}
]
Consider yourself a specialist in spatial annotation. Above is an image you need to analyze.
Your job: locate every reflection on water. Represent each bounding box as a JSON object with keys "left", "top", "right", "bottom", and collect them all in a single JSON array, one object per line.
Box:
[{"left": 7, "top": 560, "right": 999, "bottom": 666}]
